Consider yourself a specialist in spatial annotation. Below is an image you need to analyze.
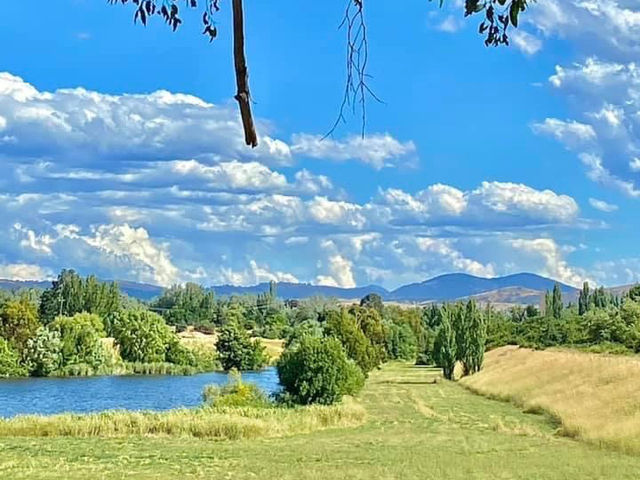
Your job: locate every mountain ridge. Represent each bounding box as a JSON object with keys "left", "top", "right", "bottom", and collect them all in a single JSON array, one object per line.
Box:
[{"left": 0, "top": 272, "right": 602, "bottom": 304}]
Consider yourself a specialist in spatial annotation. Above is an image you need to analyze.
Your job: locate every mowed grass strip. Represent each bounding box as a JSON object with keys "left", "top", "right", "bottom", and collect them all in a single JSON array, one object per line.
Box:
[
  {"left": 2, "top": 363, "right": 640, "bottom": 479},
  {"left": 0, "top": 402, "right": 365, "bottom": 439},
  {"left": 461, "top": 345, "right": 640, "bottom": 454}
]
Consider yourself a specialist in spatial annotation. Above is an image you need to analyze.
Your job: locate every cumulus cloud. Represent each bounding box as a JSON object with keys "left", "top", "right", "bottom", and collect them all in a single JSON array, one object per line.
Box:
[
  {"left": 509, "top": 238, "right": 590, "bottom": 287},
  {"left": 218, "top": 260, "right": 299, "bottom": 286},
  {"left": 291, "top": 133, "right": 417, "bottom": 170},
  {"left": 511, "top": 30, "right": 543, "bottom": 55},
  {"left": 0, "top": 263, "right": 52, "bottom": 281},
  {"left": 316, "top": 254, "right": 357, "bottom": 288}
]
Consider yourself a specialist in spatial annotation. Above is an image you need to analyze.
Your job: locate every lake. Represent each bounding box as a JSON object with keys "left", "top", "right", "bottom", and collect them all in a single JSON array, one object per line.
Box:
[{"left": 0, "top": 368, "right": 280, "bottom": 418}]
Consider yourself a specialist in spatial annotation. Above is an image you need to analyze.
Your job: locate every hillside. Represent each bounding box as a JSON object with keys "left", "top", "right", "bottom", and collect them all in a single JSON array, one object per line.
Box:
[
  {"left": 5, "top": 272, "right": 631, "bottom": 305},
  {"left": 461, "top": 346, "right": 640, "bottom": 454}
]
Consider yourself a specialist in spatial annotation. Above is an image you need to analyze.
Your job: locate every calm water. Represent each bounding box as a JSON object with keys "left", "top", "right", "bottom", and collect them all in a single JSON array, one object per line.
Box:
[{"left": 0, "top": 368, "right": 280, "bottom": 418}]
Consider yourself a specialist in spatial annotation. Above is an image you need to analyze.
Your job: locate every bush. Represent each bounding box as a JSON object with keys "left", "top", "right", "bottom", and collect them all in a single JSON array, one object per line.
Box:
[
  {"left": 277, "top": 336, "right": 365, "bottom": 405},
  {"left": 202, "top": 370, "right": 271, "bottom": 408},
  {"left": 109, "top": 310, "right": 174, "bottom": 363},
  {"left": 0, "top": 338, "right": 27, "bottom": 377},
  {"left": 24, "top": 328, "right": 63, "bottom": 376},
  {"left": 0, "top": 297, "right": 40, "bottom": 354},
  {"left": 216, "top": 322, "right": 267, "bottom": 371},
  {"left": 49, "top": 313, "right": 106, "bottom": 368}
]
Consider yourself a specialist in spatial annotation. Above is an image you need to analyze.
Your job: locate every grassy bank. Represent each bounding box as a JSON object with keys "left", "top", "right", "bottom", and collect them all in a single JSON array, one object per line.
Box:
[
  {"left": 0, "top": 401, "right": 365, "bottom": 440},
  {"left": 1, "top": 363, "right": 640, "bottom": 479},
  {"left": 461, "top": 345, "right": 640, "bottom": 454}
]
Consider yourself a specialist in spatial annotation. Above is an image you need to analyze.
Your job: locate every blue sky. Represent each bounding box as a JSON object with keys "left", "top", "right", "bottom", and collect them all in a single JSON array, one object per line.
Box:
[{"left": 0, "top": 0, "right": 639, "bottom": 289}]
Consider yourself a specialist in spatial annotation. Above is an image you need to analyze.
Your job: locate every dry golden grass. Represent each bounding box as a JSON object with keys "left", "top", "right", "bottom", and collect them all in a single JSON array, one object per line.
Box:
[
  {"left": 461, "top": 345, "right": 640, "bottom": 453},
  {"left": 0, "top": 400, "right": 365, "bottom": 440}
]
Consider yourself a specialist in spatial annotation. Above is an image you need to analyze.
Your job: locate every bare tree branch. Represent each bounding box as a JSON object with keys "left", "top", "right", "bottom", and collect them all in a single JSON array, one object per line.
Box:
[{"left": 232, "top": 0, "right": 258, "bottom": 148}]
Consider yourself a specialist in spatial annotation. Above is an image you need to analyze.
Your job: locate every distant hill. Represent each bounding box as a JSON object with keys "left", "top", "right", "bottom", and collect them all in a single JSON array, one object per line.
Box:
[
  {"left": 388, "top": 273, "right": 577, "bottom": 303},
  {"left": 1, "top": 272, "right": 613, "bottom": 305},
  {"left": 213, "top": 282, "right": 389, "bottom": 300}
]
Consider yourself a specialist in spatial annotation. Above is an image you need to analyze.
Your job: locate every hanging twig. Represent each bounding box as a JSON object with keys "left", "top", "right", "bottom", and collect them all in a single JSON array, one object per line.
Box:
[{"left": 232, "top": 0, "right": 258, "bottom": 148}]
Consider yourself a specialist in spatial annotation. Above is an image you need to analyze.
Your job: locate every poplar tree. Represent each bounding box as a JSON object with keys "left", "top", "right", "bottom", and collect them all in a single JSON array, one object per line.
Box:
[{"left": 434, "top": 309, "right": 457, "bottom": 380}]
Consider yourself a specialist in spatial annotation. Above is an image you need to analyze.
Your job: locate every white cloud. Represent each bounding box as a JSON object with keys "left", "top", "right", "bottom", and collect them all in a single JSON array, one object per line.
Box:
[
  {"left": 437, "top": 15, "right": 465, "bottom": 33},
  {"left": 509, "top": 238, "right": 590, "bottom": 287},
  {"left": 316, "top": 254, "right": 356, "bottom": 288},
  {"left": 0, "top": 263, "right": 52, "bottom": 281},
  {"left": 219, "top": 260, "right": 299, "bottom": 286},
  {"left": 532, "top": 118, "right": 596, "bottom": 147},
  {"left": 291, "top": 133, "right": 417, "bottom": 170},
  {"left": 511, "top": 30, "right": 543, "bottom": 55},
  {"left": 589, "top": 197, "right": 619, "bottom": 212}
]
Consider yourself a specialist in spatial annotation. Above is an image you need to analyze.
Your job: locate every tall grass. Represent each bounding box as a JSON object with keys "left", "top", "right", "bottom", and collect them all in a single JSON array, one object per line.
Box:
[
  {"left": 461, "top": 345, "right": 640, "bottom": 454},
  {"left": 0, "top": 400, "right": 365, "bottom": 439}
]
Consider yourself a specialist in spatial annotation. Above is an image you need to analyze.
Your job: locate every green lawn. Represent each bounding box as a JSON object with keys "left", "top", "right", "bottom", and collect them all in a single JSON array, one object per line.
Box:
[{"left": 1, "top": 363, "right": 638, "bottom": 479}]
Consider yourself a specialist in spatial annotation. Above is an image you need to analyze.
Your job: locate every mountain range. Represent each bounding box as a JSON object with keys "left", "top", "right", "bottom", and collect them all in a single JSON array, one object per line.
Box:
[{"left": 0, "top": 272, "right": 604, "bottom": 305}]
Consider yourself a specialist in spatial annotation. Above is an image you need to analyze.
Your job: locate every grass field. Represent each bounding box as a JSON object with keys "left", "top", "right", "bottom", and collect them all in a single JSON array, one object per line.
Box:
[
  {"left": 1, "top": 362, "right": 639, "bottom": 479},
  {"left": 461, "top": 345, "right": 640, "bottom": 454}
]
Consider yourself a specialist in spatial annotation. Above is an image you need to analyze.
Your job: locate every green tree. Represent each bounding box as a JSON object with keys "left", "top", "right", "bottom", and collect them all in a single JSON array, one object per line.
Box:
[
  {"left": 434, "top": 310, "right": 457, "bottom": 380},
  {"left": 110, "top": 310, "right": 175, "bottom": 363},
  {"left": 0, "top": 296, "right": 40, "bottom": 353},
  {"left": 579, "top": 282, "right": 591, "bottom": 316},
  {"left": 277, "top": 335, "right": 364, "bottom": 405},
  {"left": 39, "top": 270, "right": 121, "bottom": 324},
  {"left": 216, "top": 321, "right": 267, "bottom": 371},
  {"left": 23, "top": 328, "right": 63, "bottom": 376},
  {"left": 360, "top": 293, "right": 384, "bottom": 315},
  {"left": 0, "top": 338, "right": 27, "bottom": 377},
  {"left": 153, "top": 283, "right": 216, "bottom": 330},
  {"left": 324, "top": 309, "right": 379, "bottom": 373},
  {"left": 385, "top": 322, "right": 417, "bottom": 361},
  {"left": 49, "top": 313, "right": 106, "bottom": 368},
  {"left": 467, "top": 301, "right": 486, "bottom": 374},
  {"left": 629, "top": 285, "right": 640, "bottom": 303},
  {"left": 552, "top": 283, "right": 564, "bottom": 320}
]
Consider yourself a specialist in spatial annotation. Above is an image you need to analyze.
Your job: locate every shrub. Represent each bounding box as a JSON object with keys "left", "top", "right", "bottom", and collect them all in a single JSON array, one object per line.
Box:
[
  {"left": 0, "top": 297, "right": 40, "bottom": 353},
  {"left": 109, "top": 310, "right": 174, "bottom": 363},
  {"left": 165, "top": 339, "right": 198, "bottom": 367},
  {"left": 0, "top": 338, "right": 27, "bottom": 377},
  {"left": 216, "top": 322, "right": 267, "bottom": 371},
  {"left": 277, "top": 336, "right": 365, "bottom": 405},
  {"left": 24, "top": 328, "right": 63, "bottom": 376},
  {"left": 49, "top": 313, "right": 106, "bottom": 368},
  {"left": 202, "top": 370, "right": 271, "bottom": 408}
]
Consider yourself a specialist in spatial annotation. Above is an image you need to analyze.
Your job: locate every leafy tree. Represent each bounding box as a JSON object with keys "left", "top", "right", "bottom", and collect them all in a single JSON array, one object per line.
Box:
[
  {"left": 360, "top": 293, "right": 384, "bottom": 315},
  {"left": 467, "top": 301, "right": 486, "bottom": 374},
  {"left": 629, "top": 285, "right": 640, "bottom": 303},
  {"left": 324, "top": 309, "right": 379, "bottom": 373},
  {"left": 452, "top": 303, "right": 473, "bottom": 375},
  {"left": 579, "top": 282, "right": 591, "bottom": 316},
  {"left": 153, "top": 283, "right": 216, "bottom": 330},
  {"left": 434, "top": 310, "right": 457, "bottom": 380},
  {"left": 277, "top": 335, "right": 364, "bottom": 405},
  {"left": 552, "top": 283, "right": 564, "bottom": 320},
  {"left": 109, "top": 310, "right": 175, "bottom": 363},
  {"left": 0, "top": 338, "right": 27, "bottom": 377},
  {"left": 39, "top": 270, "right": 121, "bottom": 324},
  {"left": 49, "top": 313, "right": 106, "bottom": 368},
  {"left": 24, "top": 328, "right": 63, "bottom": 376},
  {"left": 385, "top": 322, "right": 417, "bottom": 361},
  {"left": 0, "top": 296, "right": 40, "bottom": 353},
  {"left": 216, "top": 321, "right": 267, "bottom": 371}
]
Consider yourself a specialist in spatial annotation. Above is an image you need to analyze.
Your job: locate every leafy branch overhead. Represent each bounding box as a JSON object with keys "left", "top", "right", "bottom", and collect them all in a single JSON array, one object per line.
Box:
[{"left": 109, "top": 0, "right": 530, "bottom": 147}]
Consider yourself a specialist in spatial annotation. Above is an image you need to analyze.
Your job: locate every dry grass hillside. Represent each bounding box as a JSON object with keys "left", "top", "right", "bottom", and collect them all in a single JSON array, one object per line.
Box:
[{"left": 461, "top": 346, "right": 640, "bottom": 453}]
